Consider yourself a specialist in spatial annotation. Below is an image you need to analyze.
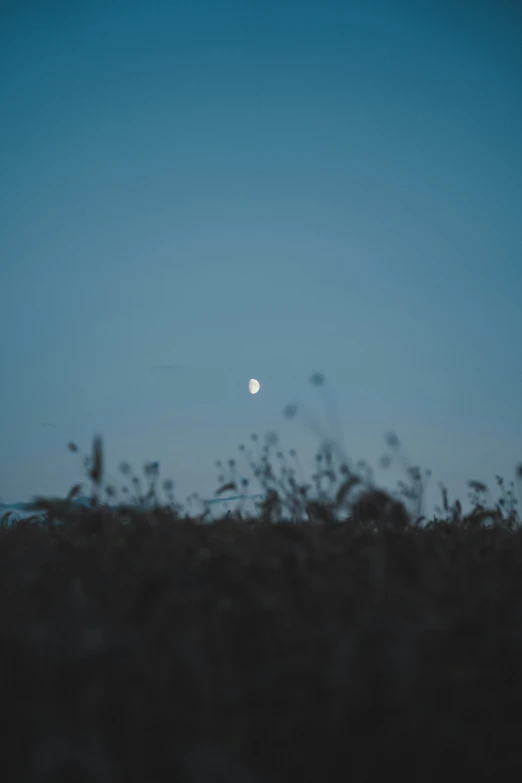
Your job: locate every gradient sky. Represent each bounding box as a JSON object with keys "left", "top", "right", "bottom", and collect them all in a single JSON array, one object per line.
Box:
[{"left": 1, "top": 0, "right": 521, "bottom": 515}]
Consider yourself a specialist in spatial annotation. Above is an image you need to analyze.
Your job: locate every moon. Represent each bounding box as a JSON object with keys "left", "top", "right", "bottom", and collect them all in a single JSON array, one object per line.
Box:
[{"left": 248, "top": 378, "right": 260, "bottom": 395}]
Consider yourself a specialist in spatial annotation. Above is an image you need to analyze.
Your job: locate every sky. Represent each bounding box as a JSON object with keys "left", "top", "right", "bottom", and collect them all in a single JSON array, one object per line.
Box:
[{"left": 1, "top": 0, "right": 521, "bottom": 516}]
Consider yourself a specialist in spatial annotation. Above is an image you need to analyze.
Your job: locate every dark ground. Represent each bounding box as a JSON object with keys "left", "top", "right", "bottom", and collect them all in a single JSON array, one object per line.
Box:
[{"left": 2, "top": 504, "right": 522, "bottom": 782}]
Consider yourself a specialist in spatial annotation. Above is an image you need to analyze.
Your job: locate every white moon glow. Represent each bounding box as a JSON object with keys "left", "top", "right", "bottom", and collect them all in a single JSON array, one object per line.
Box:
[{"left": 248, "top": 378, "right": 260, "bottom": 395}]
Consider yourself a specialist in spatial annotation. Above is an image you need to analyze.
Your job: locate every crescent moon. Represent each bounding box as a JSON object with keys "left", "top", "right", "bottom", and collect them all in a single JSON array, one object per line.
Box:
[{"left": 248, "top": 378, "right": 260, "bottom": 394}]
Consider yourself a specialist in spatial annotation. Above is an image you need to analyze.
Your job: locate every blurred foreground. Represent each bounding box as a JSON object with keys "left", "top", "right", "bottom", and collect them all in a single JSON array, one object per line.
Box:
[{"left": 1, "top": 437, "right": 522, "bottom": 782}]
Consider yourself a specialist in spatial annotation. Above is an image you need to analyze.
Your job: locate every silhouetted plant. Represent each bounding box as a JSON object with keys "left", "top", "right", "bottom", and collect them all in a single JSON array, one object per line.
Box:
[{"left": 3, "top": 375, "right": 522, "bottom": 783}]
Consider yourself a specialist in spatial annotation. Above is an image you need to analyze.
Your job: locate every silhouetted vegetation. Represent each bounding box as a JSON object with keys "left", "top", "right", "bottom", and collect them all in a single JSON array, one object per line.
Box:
[{"left": 1, "top": 381, "right": 522, "bottom": 782}]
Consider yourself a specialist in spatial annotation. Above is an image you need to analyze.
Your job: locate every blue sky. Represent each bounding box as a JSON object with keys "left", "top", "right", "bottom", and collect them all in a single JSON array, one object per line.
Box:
[{"left": 1, "top": 0, "right": 521, "bottom": 514}]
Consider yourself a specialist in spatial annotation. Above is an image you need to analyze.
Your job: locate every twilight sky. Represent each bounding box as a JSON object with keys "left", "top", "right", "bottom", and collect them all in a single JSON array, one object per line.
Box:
[{"left": 1, "top": 0, "right": 521, "bottom": 515}]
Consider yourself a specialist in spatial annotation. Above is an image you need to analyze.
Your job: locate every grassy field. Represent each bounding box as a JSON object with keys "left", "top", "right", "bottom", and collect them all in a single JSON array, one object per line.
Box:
[{"left": 1, "top": 432, "right": 522, "bottom": 782}]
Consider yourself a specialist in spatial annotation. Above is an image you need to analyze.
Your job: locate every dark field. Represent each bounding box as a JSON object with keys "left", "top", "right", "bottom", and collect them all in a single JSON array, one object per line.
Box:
[{"left": 1, "top": 437, "right": 522, "bottom": 782}]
